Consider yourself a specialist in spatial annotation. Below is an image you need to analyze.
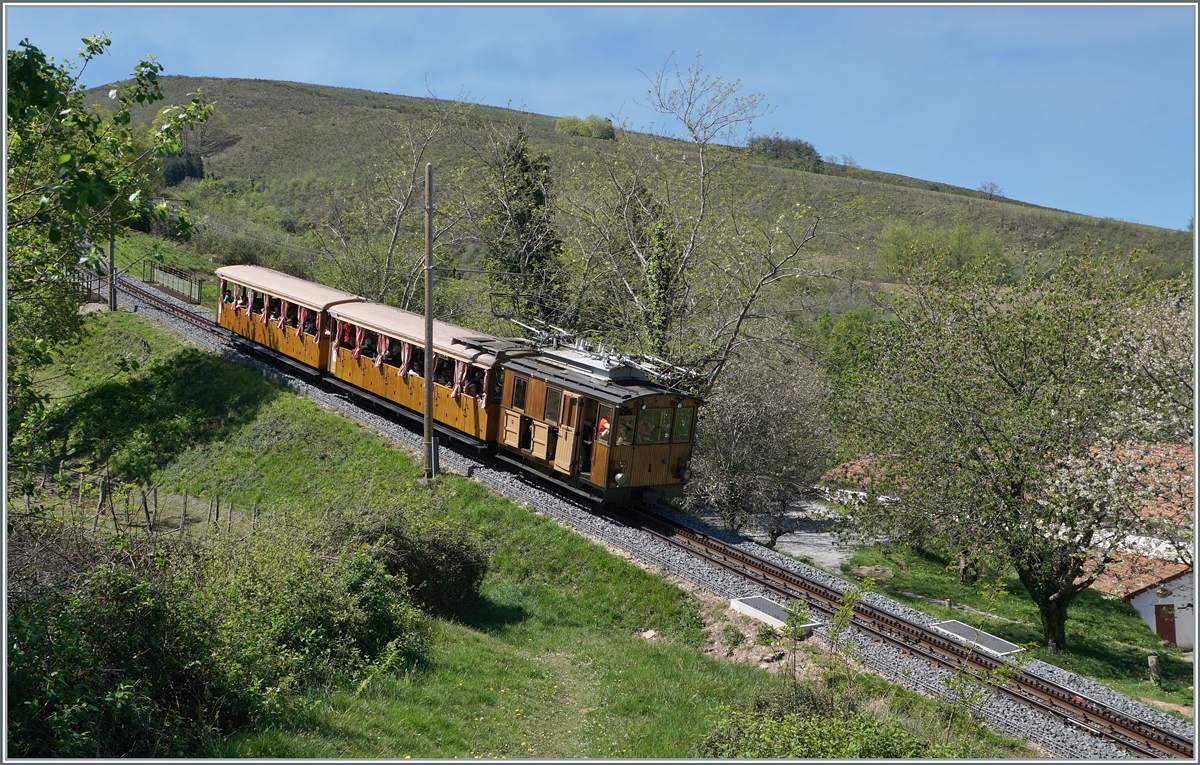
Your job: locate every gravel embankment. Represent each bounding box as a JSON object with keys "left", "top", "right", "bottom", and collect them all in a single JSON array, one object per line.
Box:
[{"left": 118, "top": 279, "right": 1191, "bottom": 759}]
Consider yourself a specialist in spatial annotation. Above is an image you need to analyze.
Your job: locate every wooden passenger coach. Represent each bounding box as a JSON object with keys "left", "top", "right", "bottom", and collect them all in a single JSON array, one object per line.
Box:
[
  {"left": 498, "top": 349, "right": 699, "bottom": 504},
  {"left": 216, "top": 265, "right": 361, "bottom": 371},
  {"left": 326, "top": 302, "right": 536, "bottom": 442}
]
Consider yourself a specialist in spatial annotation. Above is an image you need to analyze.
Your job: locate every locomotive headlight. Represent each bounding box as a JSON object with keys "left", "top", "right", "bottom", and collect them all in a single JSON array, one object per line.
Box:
[
  {"left": 614, "top": 462, "right": 630, "bottom": 487},
  {"left": 678, "top": 466, "right": 692, "bottom": 481}
]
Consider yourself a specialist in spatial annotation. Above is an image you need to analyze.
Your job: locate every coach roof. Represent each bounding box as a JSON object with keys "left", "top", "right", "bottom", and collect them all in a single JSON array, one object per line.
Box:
[
  {"left": 327, "top": 301, "right": 535, "bottom": 366},
  {"left": 216, "top": 265, "right": 362, "bottom": 310}
]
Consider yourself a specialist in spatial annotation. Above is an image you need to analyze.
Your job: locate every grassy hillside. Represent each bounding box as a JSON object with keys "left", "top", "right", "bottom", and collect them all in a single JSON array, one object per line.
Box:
[
  {"left": 90, "top": 76, "right": 1192, "bottom": 280},
  {"left": 13, "top": 309, "right": 1036, "bottom": 757}
]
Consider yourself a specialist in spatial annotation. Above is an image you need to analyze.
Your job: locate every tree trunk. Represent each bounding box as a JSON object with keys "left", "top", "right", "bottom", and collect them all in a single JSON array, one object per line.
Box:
[
  {"left": 1037, "top": 596, "right": 1070, "bottom": 652},
  {"left": 958, "top": 550, "right": 978, "bottom": 585}
]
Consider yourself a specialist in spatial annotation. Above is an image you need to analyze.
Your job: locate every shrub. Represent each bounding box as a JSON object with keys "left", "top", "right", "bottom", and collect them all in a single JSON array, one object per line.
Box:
[
  {"left": 555, "top": 114, "right": 615, "bottom": 140},
  {"left": 188, "top": 521, "right": 429, "bottom": 694},
  {"left": 699, "top": 710, "right": 928, "bottom": 758},
  {"left": 6, "top": 512, "right": 433, "bottom": 757},
  {"left": 321, "top": 505, "right": 489, "bottom": 620},
  {"left": 720, "top": 623, "right": 745, "bottom": 648},
  {"left": 7, "top": 558, "right": 248, "bottom": 757},
  {"left": 754, "top": 624, "right": 777, "bottom": 645}
]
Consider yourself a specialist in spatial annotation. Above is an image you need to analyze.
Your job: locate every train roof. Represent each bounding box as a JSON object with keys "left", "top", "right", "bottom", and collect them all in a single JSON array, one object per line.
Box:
[
  {"left": 327, "top": 301, "right": 537, "bottom": 367},
  {"left": 503, "top": 351, "right": 699, "bottom": 406},
  {"left": 216, "top": 265, "right": 362, "bottom": 310}
]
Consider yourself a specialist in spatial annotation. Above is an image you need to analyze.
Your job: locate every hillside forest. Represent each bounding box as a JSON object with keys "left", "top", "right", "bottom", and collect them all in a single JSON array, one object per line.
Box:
[{"left": 7, "top": 39, "right": 1194, "bottom": 756}]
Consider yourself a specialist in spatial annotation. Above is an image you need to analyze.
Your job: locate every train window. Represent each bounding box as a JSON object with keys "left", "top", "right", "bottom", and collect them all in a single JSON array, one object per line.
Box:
[
  {"left": 637, "top": 409, "right": 673, "bottom": 444},
  {"left": 615, "top": 414, "right": 635, "bottom": 446},
  {"left": 512, "top": 377, "right": 528, "bottom": 410},
  {"left": 597, "top": 405, "right": 613, "bottom": 442},
  {"left": 544, "top": 388, "right": 562, "bottom": 423},
  {"left": 672, "top": 407, "right": 694, "bottom": 442}
]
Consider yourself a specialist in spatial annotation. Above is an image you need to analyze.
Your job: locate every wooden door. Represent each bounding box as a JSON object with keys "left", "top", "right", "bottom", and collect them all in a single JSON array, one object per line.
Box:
[
  {"left": 531, "top": 421, "right": 551, "bottom": 460},
  {"left": 553, "top": 393, "right": 581, "bottom": 474},
  {"left": 1155, "top": 604, "right": 1177, "bottom": 645},
  {"left": 502, "top": 409, "right": 522, "bottom": 449}
]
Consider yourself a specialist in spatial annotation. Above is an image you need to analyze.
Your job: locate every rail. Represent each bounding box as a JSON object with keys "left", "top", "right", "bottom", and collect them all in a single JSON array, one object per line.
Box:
[{"left": 619, "top": 507, "right": 1192, "bottom": 759}]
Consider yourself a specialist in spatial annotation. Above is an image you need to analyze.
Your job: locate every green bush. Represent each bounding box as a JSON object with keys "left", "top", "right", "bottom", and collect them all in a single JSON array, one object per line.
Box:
[
  {"left": 721, "top": 623, "right": 745, "bottom": 648},
  {"left": 555, "top": 114, "right": 615, "bottom": 140},
  {"left": 324, "top": 507, "right": 489, "bottom": 620},
  {"left": 189, "top": 520, "right": 429, "bottom": 694},
  {"left": 699, "top": 710, "right": 928, "bottom": 758},
  {"left": 7, "top": 514, "right": 431, "bottom": 757},
  {"left": 8, "top": 560, "right": 248, "bottom": 757}
]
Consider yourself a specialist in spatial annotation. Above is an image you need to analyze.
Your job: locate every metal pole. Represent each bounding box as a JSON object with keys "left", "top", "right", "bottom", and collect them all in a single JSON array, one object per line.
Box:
[
  {"left": 423, "top": 163, "right": 437, "bottom": 480},
  {"left": 108, "top": 213, "right": 117, "bottom": 311}
]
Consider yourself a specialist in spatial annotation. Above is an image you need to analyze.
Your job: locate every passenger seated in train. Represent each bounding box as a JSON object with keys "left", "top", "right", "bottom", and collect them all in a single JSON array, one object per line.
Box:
[
  {"left": 465, "top": 370, "right": 483, "bottom": 397},
  {"left": 378, "top": 341, "right": 396, "bottom": 365},
  {"left": 410, "top": 348, "right": 425, "bottom": 375},
  {"left": 303, "top": 314, "right": 317, "bottom": 335},
  {"left": 222, "top": 289, "right": 234, "bottom": 304},
  {"left": 434, "top": 360, "right": 453, "bottom": 386},
  {"left": 339, "top": 325, "right": 356, "bottom": 350}
]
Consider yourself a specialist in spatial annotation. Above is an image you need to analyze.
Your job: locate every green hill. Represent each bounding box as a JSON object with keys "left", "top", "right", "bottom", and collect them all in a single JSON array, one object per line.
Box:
[
  {"left": 89, "top": 75, "right": 1191, "bottom": 281},
  {"left": 91, "top": 74, "right": 1190, "bottom": 281}
]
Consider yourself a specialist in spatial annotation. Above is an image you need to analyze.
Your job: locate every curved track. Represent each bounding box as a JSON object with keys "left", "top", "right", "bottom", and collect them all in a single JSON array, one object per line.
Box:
[
  {"left": 114, "top": 272, "right": 1193, "bottom": 759},
  {"left": 616, "top": 507, "right": 1192, "bottom": 759}
]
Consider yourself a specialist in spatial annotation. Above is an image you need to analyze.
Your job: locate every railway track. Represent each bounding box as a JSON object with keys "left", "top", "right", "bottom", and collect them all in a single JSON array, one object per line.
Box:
[
  {"left": 615, "top": 506, "right": 1193, "bottom": 759},
  {"left": 115, "top": 272, "right": 1194, "bottom": 759}
]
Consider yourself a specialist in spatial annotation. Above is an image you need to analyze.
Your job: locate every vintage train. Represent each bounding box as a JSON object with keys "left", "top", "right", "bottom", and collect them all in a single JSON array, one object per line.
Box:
[{"left": 215, "top": 265, "right": 700, "bottom": 504}]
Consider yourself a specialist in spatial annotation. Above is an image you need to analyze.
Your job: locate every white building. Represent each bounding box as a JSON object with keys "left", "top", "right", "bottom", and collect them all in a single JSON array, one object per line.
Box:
[{"left": 1093, "top": 557, "right": 1194, "bottom": 650}]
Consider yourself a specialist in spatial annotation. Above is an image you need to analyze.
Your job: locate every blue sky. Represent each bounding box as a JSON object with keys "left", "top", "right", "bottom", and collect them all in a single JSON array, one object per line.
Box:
[{"left": 6, "top": 4, "right": 1196, "bottom": 231}]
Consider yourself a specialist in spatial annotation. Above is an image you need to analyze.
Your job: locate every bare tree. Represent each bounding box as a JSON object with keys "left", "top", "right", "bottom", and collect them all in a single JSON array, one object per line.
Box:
[
  {"left": 556, "top": 52, "right": 855, "bottom": 392},
  {"left": 312, "top": 92, "right": 473, "bottom": 308},
  {"left": 977, "top": 181, "right": 1004, "bottom": 200},
  {"left": 688, "top": 356, "right": 835, "bottom": 540}
]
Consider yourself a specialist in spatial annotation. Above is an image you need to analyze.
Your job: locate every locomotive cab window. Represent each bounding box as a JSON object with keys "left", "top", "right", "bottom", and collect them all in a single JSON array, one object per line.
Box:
[
  {"left": 512, "top": 376, "right": 528, "bottom": 410},
  {"left": 615, "top": 414, "right": 635, "bottom": 446},
  {"left": 673, "top": 407, "right": 694, "bottom": 443},
  {"left": 637, "top": 408, "right": 672, "bottom": 444},
  {"left": 544, "top": 387, "right": 562, "bottom": 423}
]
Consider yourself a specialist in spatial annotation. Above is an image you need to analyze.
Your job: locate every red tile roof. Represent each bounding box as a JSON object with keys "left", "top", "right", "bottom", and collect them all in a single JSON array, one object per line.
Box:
[{"left": 1087, "top": 553, "right": 1191, "bottom": 601}]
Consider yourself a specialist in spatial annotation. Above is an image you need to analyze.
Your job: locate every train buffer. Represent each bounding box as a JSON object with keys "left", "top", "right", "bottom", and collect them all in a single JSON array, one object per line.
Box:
[{"left": 931, "top": 619, "right": 1023, "bottom": 657}]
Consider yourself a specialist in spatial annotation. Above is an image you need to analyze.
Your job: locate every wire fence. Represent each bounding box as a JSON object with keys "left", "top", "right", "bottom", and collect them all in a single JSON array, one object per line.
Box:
[
  {"left": 142, "top": 261, "right": 206, "bottom": 304},
  {"left": 12, "top": 465, "right": 279, "bottom": 540}
]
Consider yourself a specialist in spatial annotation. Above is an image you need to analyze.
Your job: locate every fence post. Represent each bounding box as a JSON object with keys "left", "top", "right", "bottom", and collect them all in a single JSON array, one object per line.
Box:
[
  {"left": 92, "top": 478, "right": 105, "bottom": 532},
  {"left": 152, "top": 487, "right": 158, "bottom": 528},
  {"left": 141, "top": 488, "right": 153, "bottom": 533},
  {"left": 181, "top": 490, "right": 188, "bottom": 532},
  {"left": 251, "top": 503, "right": 258, "bottom": 531},
  {"left": 215, "top": 496, "right": 221, "bottom": 529},
  {"left": 227, "top": 503, "right": 233, "bottom": 535},
  {"left": 111, "top": 485, "right": 123, "bottom": 533}
]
